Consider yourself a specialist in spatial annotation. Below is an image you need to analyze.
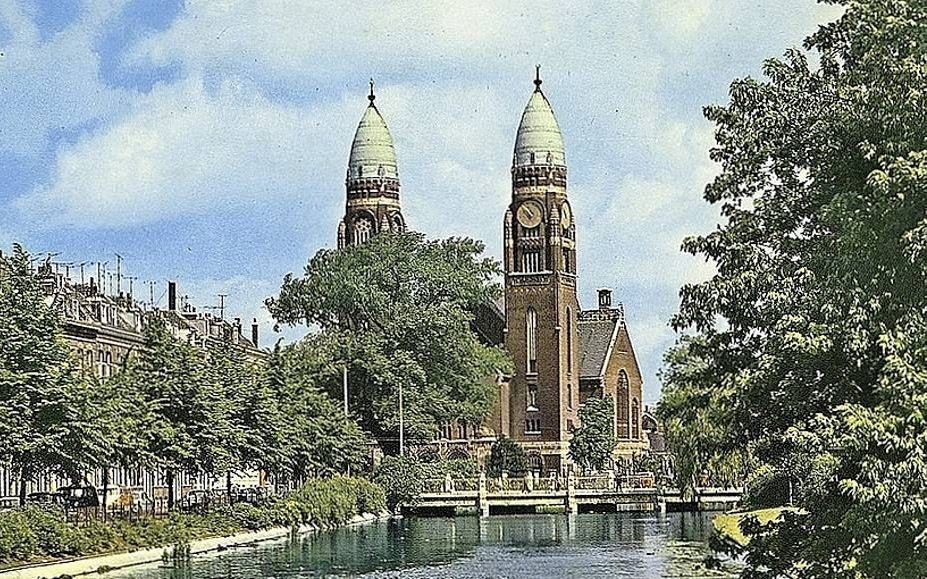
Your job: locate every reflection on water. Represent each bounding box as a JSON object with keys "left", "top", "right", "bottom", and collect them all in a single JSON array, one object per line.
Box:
[{"left": 111, "top": 513, "right": 739, "bottom": 578}]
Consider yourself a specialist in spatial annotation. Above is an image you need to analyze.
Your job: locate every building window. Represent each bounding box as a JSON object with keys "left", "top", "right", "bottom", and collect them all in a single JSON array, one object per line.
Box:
[
  {"left": 352, "top": 215, "right": 374, "bottom": 244},
  {"left": 526, "top": 308, "right": 538, "bottom": 374},
  {"left": 618, "top": 370, "right": 630, "bottom": 439},
  {"left": 522, "top": 225, "right": 540, "bottom": 238},
  {"left": 457, "top": 419, "right": 468, "bottom": 440},
  {"left": 568, "top": 383, "right": 573, "bottom": 409},
  {"left": 527, "top": 384, "right": 538, "bottom": 411},
  {"left": 632, "top": 398, "right": 641, "bottom": 439},
  {"left": 527, "top": 452, "right": 544, "bottom": 474},
  {"left": 525, "top": 418, "right": 541, "bottom": 434},
  {"left": 440, "top": 421, "right": 452, "bottom": 440},
  {"left": 563, "top": 249, "right": 572, "bottom": 273},
  {"left": 522, "top": 251, "right": 541, "bottom": 273},
  {"left": 566, "top": 308, "right": 573, "bottom": 372}
]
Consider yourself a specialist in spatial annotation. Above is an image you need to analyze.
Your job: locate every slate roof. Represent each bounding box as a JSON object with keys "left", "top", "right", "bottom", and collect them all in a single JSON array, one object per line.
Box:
[{"left": 577, "top": 306, "right": 624, "bottom": 379}]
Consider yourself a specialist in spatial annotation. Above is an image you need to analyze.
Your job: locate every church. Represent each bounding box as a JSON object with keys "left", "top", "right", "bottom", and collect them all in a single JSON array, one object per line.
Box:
[{"left": 335, "top": 73, "right": 647, "bottom": 474}]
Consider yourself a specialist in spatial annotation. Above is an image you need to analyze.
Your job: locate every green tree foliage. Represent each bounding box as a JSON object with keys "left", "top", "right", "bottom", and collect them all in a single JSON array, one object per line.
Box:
[
  {"left": 661, "top": 1, "right": 927, "bottom": 575},
  {"left": 262, "top": 344, "right": 370, "bottom": 483},
  {"left": 658, "top": 338, "right": 754, "bottom": 491},
  {"left": 569, "top": 395, "right": 617, "bottom": 474},
  {"left": 487, "top": 436, "right": 527, "bottom": 478},
  {"left": 373, "top": 455, "right": 426, "bottom": 512},
  {"left": 267, "top": 232, "right": 511, "bottom": 446},
  {"left": 0, "top": 247, "right": 87, "bottom": 503}
]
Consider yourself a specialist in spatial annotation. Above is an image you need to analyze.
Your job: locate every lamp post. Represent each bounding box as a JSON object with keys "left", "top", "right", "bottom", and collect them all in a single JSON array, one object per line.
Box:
[
  {"left": 399, "top": 381, "right": 405, "bottom": 457},
  {"left": 342, "top": 365, "right": 349, "bottom": 416}
]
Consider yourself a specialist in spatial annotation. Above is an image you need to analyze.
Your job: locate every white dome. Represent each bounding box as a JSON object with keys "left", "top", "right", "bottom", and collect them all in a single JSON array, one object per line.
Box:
[
  {"left": 348, "top": 103, "right": 398, "bottom": 180},
  {"left": 513, "top": 88, "right": 565, "bottom": 167}
]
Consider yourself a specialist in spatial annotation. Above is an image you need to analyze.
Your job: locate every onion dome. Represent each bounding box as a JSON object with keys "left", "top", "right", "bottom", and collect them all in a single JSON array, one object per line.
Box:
[
  {"left": 347, "top": 82, "right": 399, "bottom": 181},
  {"left": 513, "top": 67, "right": 565, "bottom": 168}
]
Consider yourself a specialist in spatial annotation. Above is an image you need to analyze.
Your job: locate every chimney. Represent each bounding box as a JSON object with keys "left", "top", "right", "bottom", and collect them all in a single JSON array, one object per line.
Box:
[
  {"left": 598, "top": 288, "right": 612, "bottom": 310},
  {"left": 251, "top": 318, "right": 259, "bottom": 346},
  {"left": 168, "top": 281, "right": 177, "bottom": 311},
  {"left": 231, "top": 317, "right": 241, "bottom": 344}
]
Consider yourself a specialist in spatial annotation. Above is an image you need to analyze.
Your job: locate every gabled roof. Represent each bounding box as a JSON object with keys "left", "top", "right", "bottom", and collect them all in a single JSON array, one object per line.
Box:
[{"left": 577, "top": 306, "right": 624, "bottom": 379}]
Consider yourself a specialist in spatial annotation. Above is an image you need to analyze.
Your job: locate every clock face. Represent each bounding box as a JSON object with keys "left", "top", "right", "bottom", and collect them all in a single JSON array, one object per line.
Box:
[
  {"left": 560, "top": 201, "right": 572, "bottom": 229},
  {"left": 516, "top": 201, "right": 543, "bottom": 228}
]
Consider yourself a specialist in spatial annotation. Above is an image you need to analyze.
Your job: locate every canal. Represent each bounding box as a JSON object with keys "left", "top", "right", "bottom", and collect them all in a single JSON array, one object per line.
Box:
[{"left": 109, "top": 513, "right": 740, "bottom": 578}]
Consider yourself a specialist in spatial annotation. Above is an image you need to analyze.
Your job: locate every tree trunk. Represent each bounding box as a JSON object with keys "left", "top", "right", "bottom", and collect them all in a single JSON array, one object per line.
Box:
[
  {"left": 101, "top": 467, "right": 110, "bottom": 520},
  {"left": 18, "top": 465, "right": 28, "bottom": 507},
  {"left": 166, "top": 469, "right": 175, "bottom": 511},
  {"left": 226, "top": 471, "right": 232, "bottom": 504}
]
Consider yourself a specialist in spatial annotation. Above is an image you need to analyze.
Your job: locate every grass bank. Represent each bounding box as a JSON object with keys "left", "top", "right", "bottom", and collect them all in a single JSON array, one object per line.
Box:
[
  {"left": 0, "top": 476, "right": 385, "bottom": 568},
  {"left": 712, "top": 507, "right": 796, "bottom": 546}
]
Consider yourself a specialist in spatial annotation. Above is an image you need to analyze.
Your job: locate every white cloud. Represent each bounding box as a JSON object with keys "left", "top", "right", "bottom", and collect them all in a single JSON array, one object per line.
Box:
[
  {"left": 0, "top": 1, "right": 132, "bottom": 157},
  {"left": 3, "top": 0, "right": 845, "bottom": 400},
  {"left": 18, "top": 76, "right": 360, "bottom": 227}
]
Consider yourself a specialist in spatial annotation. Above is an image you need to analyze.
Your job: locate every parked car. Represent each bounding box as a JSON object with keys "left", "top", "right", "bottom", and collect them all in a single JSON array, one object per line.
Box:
[
  {"left": 57, "top": 485, "right": 100, "bottom": 509},
  {"left": 231, "top": 486, "right": 270, "bottom": 506}
]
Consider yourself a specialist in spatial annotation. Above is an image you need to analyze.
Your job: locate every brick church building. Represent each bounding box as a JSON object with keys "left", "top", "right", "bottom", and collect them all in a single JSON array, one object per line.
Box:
[{"left": 337, "top": 75, "right": 647, "bottom": 474}]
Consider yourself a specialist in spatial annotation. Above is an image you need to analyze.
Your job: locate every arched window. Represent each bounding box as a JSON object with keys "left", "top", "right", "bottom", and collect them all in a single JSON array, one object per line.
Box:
[
  {"left": 457, "top": 418, "right": 468, "bottom": 440},
  {"left": 631, "top": 398, "right": 641, "bottom": 440},
  {"left": 617, "top": 370, "right": 630, "bottom": 439},
  {"left": 566, "top": 308, "right": 573, "bottom": 372},
  {"left": 526, "top": 308, "right": 538, "bottom": 374},
  {"left": 352, "top": 215, "right": 373, "bottom": 245}
]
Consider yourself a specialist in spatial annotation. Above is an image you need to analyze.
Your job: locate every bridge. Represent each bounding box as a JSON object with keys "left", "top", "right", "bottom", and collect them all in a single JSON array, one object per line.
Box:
[{"left": 412, "top": 474, "right": 742, "bottom": 517}]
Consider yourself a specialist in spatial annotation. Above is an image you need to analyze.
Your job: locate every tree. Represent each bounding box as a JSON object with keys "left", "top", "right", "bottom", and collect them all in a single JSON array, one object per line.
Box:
[
  {"left": 123, "top": 318, "right": 235, "bottom": 510},
  {"left": 569, "top": 395, "right": 617, "bottom": 474},
  {"left": 267, "top": 232, "right": 511, "bottom": 447},
  {"left": 662, "top": 1, "right": 927, "bottom": 575},
  {"left": 373, "top": 455, "right": 426, "bottom": 512},
  {"left": 262, "top": 344, "right": 370, "bottom": 484},
  {"left": 0, "top": 247, "right": 82, "bottom": 504},
  {"left": 487, "top": 436, "right": 527, "bottom": 478},
  {"left": 657, "top": 338, "right": 753, "bottom": 492}
]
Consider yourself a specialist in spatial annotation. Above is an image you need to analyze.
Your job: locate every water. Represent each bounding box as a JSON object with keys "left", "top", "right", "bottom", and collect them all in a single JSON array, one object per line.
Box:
[{"left": 110, "top": 513, "right": 740, "bottom": 578}]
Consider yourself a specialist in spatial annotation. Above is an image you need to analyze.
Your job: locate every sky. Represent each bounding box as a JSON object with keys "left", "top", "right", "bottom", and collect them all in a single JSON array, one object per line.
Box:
[{"left": 0, "top": 0, "right": 843, "bottom": 404}]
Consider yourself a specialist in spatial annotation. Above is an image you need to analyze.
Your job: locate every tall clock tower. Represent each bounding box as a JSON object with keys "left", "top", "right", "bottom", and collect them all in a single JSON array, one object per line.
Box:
[
  {"left": 503, "top": 69, "right": 580, "bottom": 474},
  {"left": 338, "top": 82, "right": 405, "bottom": 248}
]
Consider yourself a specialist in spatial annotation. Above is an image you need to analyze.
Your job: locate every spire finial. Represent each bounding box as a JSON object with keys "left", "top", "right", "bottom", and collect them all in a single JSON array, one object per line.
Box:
[
  {"left": 368, "top": 78, "right": 376, "bottom": 104},
  {"left": 534, "top": 65, "right": 542, "bottom": 91}
]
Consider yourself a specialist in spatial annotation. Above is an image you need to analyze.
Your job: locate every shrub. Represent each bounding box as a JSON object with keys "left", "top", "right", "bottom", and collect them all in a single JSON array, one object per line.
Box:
[
  {"left": 0, "top": 476, "right": 385, "bottom": 565},
  {"left": 488, "top": 436, "right": 527, "bottom": 478},
  {"left": 373, "top": 456, "right": 426, "bottom": 512},
  {"left": 0, "top": 508, "right": 37, "bottom": 564}
]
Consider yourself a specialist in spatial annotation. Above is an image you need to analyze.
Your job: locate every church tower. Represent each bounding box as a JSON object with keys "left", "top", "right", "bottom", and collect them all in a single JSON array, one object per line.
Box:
[
  {"left": 503, "top": 69, "right": 580, "bottom": 474},
  {"left": 338, "top": 82, "right": 405, "bottom": 248}
]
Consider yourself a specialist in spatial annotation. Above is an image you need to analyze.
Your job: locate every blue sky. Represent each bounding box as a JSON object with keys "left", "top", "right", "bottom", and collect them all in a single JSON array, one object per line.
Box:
[{"left": 0, "top": 0, "right": 841, "bottom": 404}]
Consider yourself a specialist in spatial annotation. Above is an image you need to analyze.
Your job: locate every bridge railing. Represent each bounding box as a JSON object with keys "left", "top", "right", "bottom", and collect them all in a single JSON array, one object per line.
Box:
[{"left": 420, "top": 472, "right": 667, "bottom": 496}]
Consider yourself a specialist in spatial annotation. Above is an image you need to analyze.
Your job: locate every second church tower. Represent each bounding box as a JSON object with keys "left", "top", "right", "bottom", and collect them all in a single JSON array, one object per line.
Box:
[{"left": 503, "top": 70, "right": 580, "bottom": 471}]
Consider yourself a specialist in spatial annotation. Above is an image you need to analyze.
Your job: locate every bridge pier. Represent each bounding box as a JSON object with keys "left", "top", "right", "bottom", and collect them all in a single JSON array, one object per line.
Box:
[
  {"left": 478, "top": 473, "right": 490, "bottom": 517},
  {"left": 564, "top": 471, "right": 577, "bottom": 514}
]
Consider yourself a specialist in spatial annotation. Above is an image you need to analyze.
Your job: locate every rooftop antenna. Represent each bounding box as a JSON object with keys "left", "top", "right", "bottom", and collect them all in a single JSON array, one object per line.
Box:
[
  {"left": 126, "top": 276, "right": 138, "bottom": 299},
  {"left": 114, "top": 253, "right": 123, "bottom": 295},
  {"left": 144, "top": 280, "right": 158, "bottom": 307},
  {"left": 368, "top": 78, "right": 376, "bottom": 104},
  {"left": 217, "top": 294, "right": 228, "bottom": 320},
  {"left": 534, "top": 64, "right": 542, "bottom": 91}
]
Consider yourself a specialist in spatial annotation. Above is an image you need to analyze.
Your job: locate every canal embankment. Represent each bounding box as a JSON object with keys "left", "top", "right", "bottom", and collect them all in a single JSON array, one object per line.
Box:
[
  {"left": 0, "top": 511, "right": 388, "bottom": 579},
  {"left": 0, "top": 477, "right": 387, "bottom": 579}
]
